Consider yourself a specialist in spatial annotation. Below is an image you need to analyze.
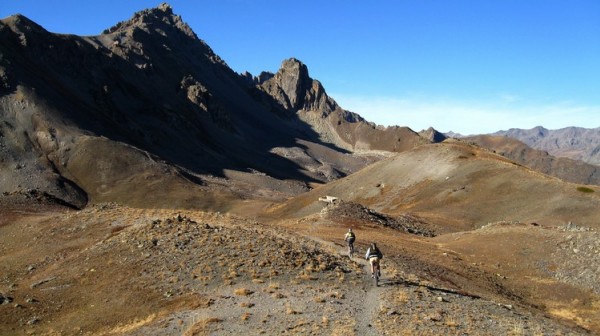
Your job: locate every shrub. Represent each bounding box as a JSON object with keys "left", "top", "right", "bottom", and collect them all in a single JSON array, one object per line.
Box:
[{"left": 576, "top": 186, "right": 594, "bottom": 193}]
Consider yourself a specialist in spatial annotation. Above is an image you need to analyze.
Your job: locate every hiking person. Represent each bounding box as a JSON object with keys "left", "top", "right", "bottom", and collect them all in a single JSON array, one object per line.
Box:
[
  {"left": 344, "top": 228, "right": 355, "bottom": 257},
  {"left": 365, "top": 242, "right": 383, "bottom": 278}
]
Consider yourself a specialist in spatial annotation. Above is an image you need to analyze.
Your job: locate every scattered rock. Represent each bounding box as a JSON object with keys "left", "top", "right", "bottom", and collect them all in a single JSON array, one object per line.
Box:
[
  {"left": 0, "top": 294, "right": 14, "bottom": 305},
  {"left": 27, "top": 317, "right": 40, "bottom": 325}
]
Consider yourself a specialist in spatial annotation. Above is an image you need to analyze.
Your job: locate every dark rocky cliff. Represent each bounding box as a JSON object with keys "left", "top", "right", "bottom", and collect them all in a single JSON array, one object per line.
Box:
[{"left": 0, "top": 4, "right": 428, "bottom": 208}]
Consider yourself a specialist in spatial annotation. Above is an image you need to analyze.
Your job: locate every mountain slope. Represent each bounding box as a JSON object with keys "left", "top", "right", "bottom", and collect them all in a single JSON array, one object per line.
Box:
[
  {"left": 465, "top": 135, "right": 600, "bottom": 186},
  {"left": 263, "top": 139, "right": 600, "bottom": 333},
  {"left": 266, "top": 139, "right": 600, "bottom": 232},
  {"left": 0, "top": 4, "right": 428, "bottom": 209}
]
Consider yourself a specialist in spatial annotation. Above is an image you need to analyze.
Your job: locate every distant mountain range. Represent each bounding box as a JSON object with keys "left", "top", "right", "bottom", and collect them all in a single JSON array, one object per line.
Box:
[
  {"left": 492, "top": 126, "right": 600, "bottom": 165},
  {"left": 447, "top": 126, "right": 600, "bottom": 166}
]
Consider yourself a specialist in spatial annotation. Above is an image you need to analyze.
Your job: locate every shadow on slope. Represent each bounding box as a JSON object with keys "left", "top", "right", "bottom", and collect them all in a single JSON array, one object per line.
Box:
[{"left": 0, "top": 7, "right": 404, "bottom": 208}]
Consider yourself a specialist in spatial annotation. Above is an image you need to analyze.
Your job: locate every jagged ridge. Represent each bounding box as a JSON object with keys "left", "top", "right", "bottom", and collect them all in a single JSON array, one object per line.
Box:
[{"left": 0, "top": 3, "right": 429, "bottom": 208}]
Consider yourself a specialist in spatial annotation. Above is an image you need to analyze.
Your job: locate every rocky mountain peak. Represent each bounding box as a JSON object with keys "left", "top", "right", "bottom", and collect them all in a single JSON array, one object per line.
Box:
[
  {"left": 240, "top": 71, "right": 274, "bottom": 86},
  {"left": 260, "top": 57, "right": 338, "bottom": 113},
  {"left": 1, "top": 14, "right": 45, "bottom": 32},
  {"left": 419, "top": 127, "right": 447, "bottom": 143},
  {"left": 279, "top": 58, "right": 309, "bottom": 83},
  {"left": 0, "top": 14, "right": 50, "bottom": 50},
  {"left": 97, "top": 2, "right": 228, "bottom": 69},
  {"left": 532, "top": 125, "right": 548, "bottom": 137},
  {"left": 102, "top": 2, "right": 196, "bottom": 39},
  {"left": 273, "top": 58, "right": 310, "bottom": 109}
]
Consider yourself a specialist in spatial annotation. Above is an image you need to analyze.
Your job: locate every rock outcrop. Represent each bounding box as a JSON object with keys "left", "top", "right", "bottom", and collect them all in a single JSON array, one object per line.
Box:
[
  {"left": 420, "top": 127, "right": 448, "bottom": 143},
  {"left": 260, "top": 58, "right": 338, "bottom": 113},
  {"left": 255, "top": 58, "right": 427, "bottom": 152}
]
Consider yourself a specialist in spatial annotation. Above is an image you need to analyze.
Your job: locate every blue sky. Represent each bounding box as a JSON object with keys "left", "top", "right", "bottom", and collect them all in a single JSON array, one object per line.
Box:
[{"left": 2, "top": 1, "right": 599, "bottom": 134}]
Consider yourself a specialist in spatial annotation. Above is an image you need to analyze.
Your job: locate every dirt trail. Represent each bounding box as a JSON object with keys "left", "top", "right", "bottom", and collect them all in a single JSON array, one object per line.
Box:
[{"left": 354, "top": 262, "right": 382, "bottom": 336}]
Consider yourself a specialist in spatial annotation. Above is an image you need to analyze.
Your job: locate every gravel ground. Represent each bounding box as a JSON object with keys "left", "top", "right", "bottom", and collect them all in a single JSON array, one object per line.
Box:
[{"left": 0, "top": 205, "right": 595, "bottom": 335}]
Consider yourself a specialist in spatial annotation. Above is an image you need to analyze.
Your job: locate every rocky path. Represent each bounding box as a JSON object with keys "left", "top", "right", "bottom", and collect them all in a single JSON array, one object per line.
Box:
[{"left": 354, "top": 262, "right": 382, "bottom": 336}]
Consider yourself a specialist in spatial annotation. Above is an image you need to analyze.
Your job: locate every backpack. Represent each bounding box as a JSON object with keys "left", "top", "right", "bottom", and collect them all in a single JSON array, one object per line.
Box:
[{"left": 367, "top": 247, "right": 382, "bottom": 259}]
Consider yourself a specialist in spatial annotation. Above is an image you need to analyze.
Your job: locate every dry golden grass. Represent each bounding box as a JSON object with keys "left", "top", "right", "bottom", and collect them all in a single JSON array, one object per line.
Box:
[
  {"left": 444, "top": 315, "right": 459, "bottom": 328},
  {"left": 297, "top": 271, "right": 318, "bottom": 281},
  {"left": 314, "top": 296, "right": 326, "bottom": 303},
  {"left": 391, "top": 288, "right": 410, "bottom": 305},
  {"left": 233, "top": 288, "right": 253, "bottom": 296},
  {"left": 531, "top": 324, "right": 545, "bottom": 336},
  {"left": 329, "top": 317, "right": 356, "bottom": 336},
  {"left": 286, "top": 305, "right": 301, "bottom": 315},
  {"left": 549, "top": 308, "right": 587, "bottom": 328},
  {"left": 328, "top": 291, "right": 345, "bottom": 299},
  {"left": 240, "top": 312, "right": 252, "bottom": 321},
  {"left": 508, "top": 319, "right": 524, "bottom": 336},
  {"left": 103, "top": 314, "right": 156, "bottom": 334},
  {"left": 182, "top": 317, "right": 222, "bottom": 336},
  {"left": 271, "top": 292, "right": 286, "bottom": 299}
]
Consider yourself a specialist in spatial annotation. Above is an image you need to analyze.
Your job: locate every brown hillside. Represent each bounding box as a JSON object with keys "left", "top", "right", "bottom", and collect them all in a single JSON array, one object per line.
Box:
[
  {"left": 467, "top": 135, "right": 600, "bottom": 186},
  {"left": 265, "top": 140, "right": 600, "bottom": 232}
]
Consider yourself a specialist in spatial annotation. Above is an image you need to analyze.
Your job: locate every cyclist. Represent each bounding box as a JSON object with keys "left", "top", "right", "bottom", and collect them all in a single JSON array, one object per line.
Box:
[
  {"left": 344, "top": 228, "right": 356, "bottom": 257},
  {"left": 365, "top": 242, "right": 383, "bottom": 278}
]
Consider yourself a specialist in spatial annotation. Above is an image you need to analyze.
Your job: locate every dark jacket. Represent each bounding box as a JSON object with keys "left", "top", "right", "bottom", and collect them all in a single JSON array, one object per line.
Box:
[{"left": 365, "top": 247, "right": 383, "bottom": 260}]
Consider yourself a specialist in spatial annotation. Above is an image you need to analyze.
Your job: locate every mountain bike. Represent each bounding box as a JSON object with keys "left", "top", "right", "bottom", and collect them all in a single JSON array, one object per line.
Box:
[
  {"left": 346, "top": 239, "right": 355, "bottom": 258},
  {"left": 371, "top": 259, "right": 381, "bottom": 286}
]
